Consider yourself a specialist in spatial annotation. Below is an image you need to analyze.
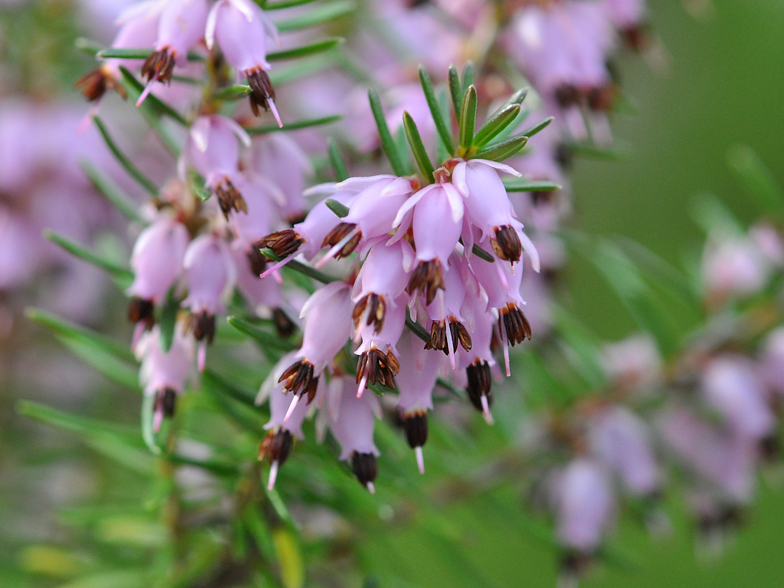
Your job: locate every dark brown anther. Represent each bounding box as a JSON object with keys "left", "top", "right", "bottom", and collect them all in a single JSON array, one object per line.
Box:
[
  {"left": 498, "top": 303, "right": 532, "bottom": 346},
  {"left": 353, "top": 294, "right": 386, "bottom": 334},
  {"left": 214, "top": 179, "right": 247, "bottom": 218},
  {"left": 321, "top": 222, "right": 361, "bottom": 259},
  {"left": 560, "top": 552, "right": 592, "bottom": 579},
  {"left": 554, "top": 84, "right": 581, "bottom": 109},
  {"left": 531, "top": 190, "right": 555, "bottom": 206},
  {"left": 357, "top": 348, "right": 399, "bottom": 389},
  {"left": 247, "top": 67, "right": 276, "bottom": 117},
  {"left": 403, "top": 412, "right": 428, "bottom": 448},
  {"left": 492, "top": 225, "right": 523, "bottom": 263},
  {"left": 247, "top": 247, "right": 268, "bottom": 276},
  {"left": 154, "top": 387, "right": 178, "bottom": 420},
  {"left": 351, "top": 451, "right": 378, "bottom": 491},
  {"left": 272, "top": 307, "right": 297, "bottom": 338},
  {"left": 424, "top": 318, "right": 472, "bottom": 355},
  {"left": 407, "top": 260, "right": 444, "bottom": 306},
  {"left": 75, "top": 68, "right": 126, "bottom": 102},
  {"left": 256, "top": 230, "right": 304, "bottom": 259},
  {"left": 555, "top": 143, "right": 575, "bottom": 171},
  {"left": 278, "top": 359, "right": 319, "bottom": 403},
  {"left": 622, "top": 25, "right": 650, "bottom": 52},
  {"left": 142, "top": 48, "right": 176, "bottom": 84},
  {"left": 259, "top": 429, "right": 294, "bottom": 465},
  {"left": 760, "top": 434, "right": 780, "bottom": 463},
  {"left": 466, "top": 361, "right": 492, "bottom": 413},
  {"left": 185, "top": 310, "right": 216, "bottom": 344},
  {"left": 127, "top": 296, "right": 155, "bottom": 329}
]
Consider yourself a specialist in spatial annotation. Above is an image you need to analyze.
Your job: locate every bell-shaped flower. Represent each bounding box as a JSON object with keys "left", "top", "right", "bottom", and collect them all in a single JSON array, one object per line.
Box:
[
  {"left": 136, "top": 323, "right": 195, "bottom": 433},
  {"left": 206, "top": 0, "right": 281, "bottom": 124},
  {"left": 352, "top": 238, "right": 413, "bottom": 334},
  {"left": 258, "top": 352, "right": 311, "bottom": 489},
  {"left": 587, "top": 405, "right": 660, "bottom": 497},
  {"left": 138, "top": 0, "right": 209, "bottom": 104},
  {"left": 277, "top": 282, "right": 353, "bottom": 417},
  {"left": 393, "top": 180, "right": 464, "bottom": 305},
  {"left": 395, "top": 329, "right": 443, "bottom": 473},
  {"left": 229, "top": 174, "right": 281, "bottom": 267},
  {"left": 701, "top": 355, "right": 775, "bottom": 440},
  {"left": 182, "top": 234, "right": 236, "bottom": 370},
  {"left": 453, "top": 159, "right": 530, "bottom": 264},
  {"left": 76, "top": 1, "right": 162, "bottom": 102},
  {"left": 185, "top": 115, "right": 251, "bottom": 217},
  {"left": 126, "top": 216, "right": 189, "bottom": 343},
  {"left": 553, "top": 459, "right": 615, "bottom": 556},
  {"left": 317, "top": 175, "right": 414, "bottom": 268},
  {"left": 422, "top": 253, "right": 472, "bottom": 369},
  {"left": 325, "top": 376, "right": 381, "bottom": 492}
]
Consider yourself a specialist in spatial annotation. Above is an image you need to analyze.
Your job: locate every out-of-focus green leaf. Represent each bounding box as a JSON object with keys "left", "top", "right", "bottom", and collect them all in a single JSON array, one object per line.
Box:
[
  {"left": 475, "top": 135, "right": 527, "bottom": 162},
  {"left": 327, "top": 138, "right": 349, "bottom": 181},
  {"left": 80, "top": 161, "right": 144, "bottom": 224},
  {"left": 273, "top": 529, "right": 305, "bottom": 588},
  {"left": 54, "top": 570, "right": 148, "bottom": 588},
  {"left": 95, "top": 516, "right": 167, "bottom": 548},
  {"left": 274, "top": 0, "right": 355, "bottom": 32},
  {"left": 93, "top": 116, "right": 158, "bottom": 196},
  {"left": 551, "top": 305, "right": 608, "bottom": 390},
  {"left": 727, "top": 144, "right": 784, "bottom": 217},
  {"left": 263, "top": 0, "right": 321, "bottom": 8},
  {"left": 44, "top": 231, "right": 133, "bottom": 281},
  {"left": 368, "top": 87, "right": 407, "bottom": 177},
  {"left": 418, "top": 65, "right": 455, "bottom": 155},
  {"left": 690, "top": 192, "right": 745, "bottom": 236},
  {"left": 268, "top": 37, "right": 344, "bottom": 61},
  {"left": 503, "top": 179, "right": 561, "bottom": 192},
  {"left": 18, "top": 545, "right": 83, "bottom": 578},
  {"left": 157, "top": 296, "right": 179, "bottom": 353},
  {"left": 448, "top": 65, "right": 462, "bottom": 120}
]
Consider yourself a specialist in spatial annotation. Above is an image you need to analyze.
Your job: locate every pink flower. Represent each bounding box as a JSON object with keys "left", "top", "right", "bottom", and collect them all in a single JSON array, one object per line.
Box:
[
  {"left": 324, "top": 376, "right": 381, "bottom": 492},
  {"left": 185, "top": 115, "right": 251, "bottom": 217},
  {"left": 136, "top": 323, "right": 195, "bottom": 432},
  {"left": 182, "top": 233, "right": 236, "bottom": 370},
  {"left": 126, "top": 216, "right": 189, "bottom": 343},
  {"left": 206, "top": 0, "right": 281, "bottom": 124}
]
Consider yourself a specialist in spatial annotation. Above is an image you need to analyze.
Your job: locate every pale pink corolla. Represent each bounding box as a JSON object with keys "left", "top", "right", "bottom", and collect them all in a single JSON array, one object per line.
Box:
[{"left": 127, "top": 216, "right": 189, "bottom": 306}]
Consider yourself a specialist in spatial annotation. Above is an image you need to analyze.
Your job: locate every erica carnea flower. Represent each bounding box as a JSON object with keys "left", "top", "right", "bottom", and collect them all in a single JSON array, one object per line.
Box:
[
  {"left": 136, "top": 323, "right": 195, "bottom": 433},
  {"left": 139, "top": 0, "right": 210, "bottom": 104},
  {"left": 182, "top": 233, "right": 236, "bottom": 370},
  {"left": 206, "top": 0, "right": 282, "bottom": 124},
  {"left": 126, "top": 216, "right": 189, "bottom": 345}
]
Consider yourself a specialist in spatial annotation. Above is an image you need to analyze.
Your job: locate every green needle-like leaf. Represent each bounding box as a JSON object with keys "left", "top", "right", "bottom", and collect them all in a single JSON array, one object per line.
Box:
[
  {"left": 518, "top": 116, "right": 554, "bottom": 139},
  {"left": 418, "top": 66, "right": 455, "bottom": 155},
  {"left": 503, "top": 179, "right": 562, "bottom": 192},
  {"left": 246, "top": 114, "right": 342, "bottom": 135},
  {"left": 327, "top": 138, "right": 349, "bottom": 181},
  {"left": 93, "top": 116, "right": 158, "bottom": 196},
  {"left": 226, "top": 316, "right": 296, "bottom": 352},
  {"left": 275, "top": 0, "right": 355, "bottom": 32},
  {"left": 448, "top": 65, "right": 462, "bottom": 119},
  {"left": 261, "top": 248, "right": 338, "bottom": 284},
  {"left": 44, "top": 230, "right": 133, "bottom": 281},
  {"left": 268, "top": 37, "right": 344, "bottom": 61},
  {"left": 325, "top": 198, "right": 350, "bottom": 218},
  {"left": 263, "top": 0, "right": 322, "bottom": 8},
  {"left": 473, "top": 104, "right": 522, "bottom": 147},
  {"left": 403, "top": 111, "right": 435, "bottom": 183},
  {"left": 459, "top": 85, "right": 477, "bottom": 150},
  {"left": 475, "top": 135, "right": 528, "bottom": 162},
  {"left": 140, "top": 392, "right": 160, "bottom": 455},
  {"left": 97, "top": 48, "right": 204, "bottom": 61},
  {"left": 471, "top": 244, "right": 495, "bottom": 262},
  {"left": 158, "top": 295, "right": 179, "bottom": 353},
  {"left": 118, "top": 66, "right": 188, "bottom": 127},
  {"left": 461, "top": 62, "right": 475, "bottom": 96},
  {"left": 212, "top": 84, "right": 251, "bottom": 101},
  {"left": 368, "top": 87, "right": 407, "bottom": 176}
]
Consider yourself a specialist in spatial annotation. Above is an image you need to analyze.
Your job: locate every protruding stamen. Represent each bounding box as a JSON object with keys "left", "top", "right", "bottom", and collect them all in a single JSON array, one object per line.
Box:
[
  {"left": 351, "top": 451, "right": 378, "bottom": 491},
  {"left": 356, "top": 348, "right": 399, "bottom": 391},
  {"left": 257, "top": 230, "right": 304, "bottom": 260},
  {"left": 268, "top": 460, "right": 280, "bottom": 490},
  {"left": 415, "top": 446, "right": 425, "bottom": 474},
  {"left": 278, "top": 359, "right": 319, "bottom": 402},
  {"left": 407, "top": 260, "right": 445, "bottom": 306},
  {"left": 366, "top": 482, "right": 376, "bottom": 494},
  {"left": 284, "top": 394, "right": 301, "bottom": 422},
  {"left": 481, "top": 394, "right": 494, "bottom": 425},
  {"left": 215, "top": 179, "right": 247, "bottom": 218},
  {"left": 491, "top": 225, "right": 523, "bottom": 263},
  {"left": 198, "top": 340, "right": 207, "bottom": 372},
  {"left": 317, "top": 224, "right": 361, "bottom": 268}
]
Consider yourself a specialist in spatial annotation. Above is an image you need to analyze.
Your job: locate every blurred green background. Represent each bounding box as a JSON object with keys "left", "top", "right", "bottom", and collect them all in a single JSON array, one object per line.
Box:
[{"left": 360, "top": 1, "right": 784, "bottom": 586}]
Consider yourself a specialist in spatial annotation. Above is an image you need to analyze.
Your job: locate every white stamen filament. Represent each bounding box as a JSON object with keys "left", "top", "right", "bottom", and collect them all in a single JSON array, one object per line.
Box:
[
  {"left": 415, "top": 446, "right": 425, "bottom": 474},
  {"left": 267, "top": 460, "right": 280, "bottom": 490},
  {"left": 284, "top": 394, "right": 301, "bottom": 422},
  {"left": 481, "top": 394, "right": 494, "bottom": 425}
]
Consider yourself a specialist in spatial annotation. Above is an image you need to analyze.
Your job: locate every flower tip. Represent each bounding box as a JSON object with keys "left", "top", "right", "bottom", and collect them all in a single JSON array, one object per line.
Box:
[{"left": 415, "top": 446, "right": 425, "bottom": 474}]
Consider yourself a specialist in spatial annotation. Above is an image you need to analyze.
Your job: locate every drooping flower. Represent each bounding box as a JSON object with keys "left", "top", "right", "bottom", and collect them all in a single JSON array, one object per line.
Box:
[
  {"left": 182, "top": 233, "right": 236, "bottom": 370},
  {"left": 206, "top": 0, "right": 282, "bottom": 124}
]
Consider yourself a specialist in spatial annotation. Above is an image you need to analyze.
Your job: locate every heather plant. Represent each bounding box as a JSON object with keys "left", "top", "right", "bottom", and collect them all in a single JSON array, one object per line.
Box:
[{"left": 3, "top": 1, "right": 784, "bottom": 587}]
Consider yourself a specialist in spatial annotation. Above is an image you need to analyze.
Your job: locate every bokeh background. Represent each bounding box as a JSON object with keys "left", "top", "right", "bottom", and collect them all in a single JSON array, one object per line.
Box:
[{"left": 2, "top": 0, "right": 784, "bottom": 586}]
